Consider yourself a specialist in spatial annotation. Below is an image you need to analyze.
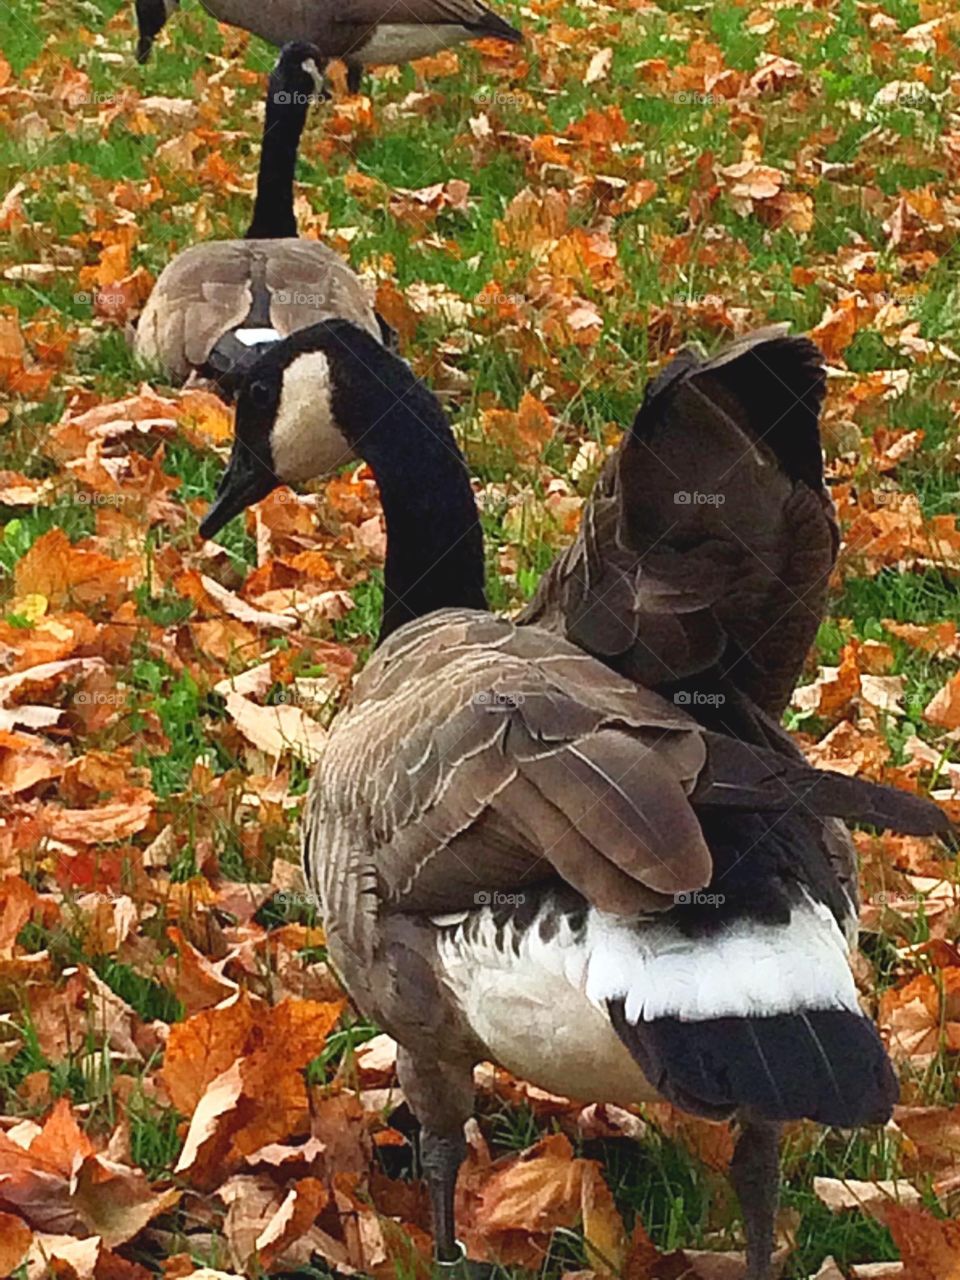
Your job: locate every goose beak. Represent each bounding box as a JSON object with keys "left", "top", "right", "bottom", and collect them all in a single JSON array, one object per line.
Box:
[{"left": 199, "top": 447, "right": 277, "bottom": 540}]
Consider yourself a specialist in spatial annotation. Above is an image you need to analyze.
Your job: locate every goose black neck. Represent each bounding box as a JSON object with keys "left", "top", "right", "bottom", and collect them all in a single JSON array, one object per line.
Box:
[
  {"left": 327, "top": 346, "right": 487, "bottom": 642},
  {"left": 246, "top": 76, "right": 307, "bottom": 240}
]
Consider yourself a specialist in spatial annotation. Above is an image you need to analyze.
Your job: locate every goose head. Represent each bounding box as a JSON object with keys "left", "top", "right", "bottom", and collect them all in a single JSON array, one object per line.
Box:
[
  {"left": 199, "top": 321, "right": 382, "bottom": 539},
  {"left": 268, "top": 41, "right": 327, "bottom": 109}
]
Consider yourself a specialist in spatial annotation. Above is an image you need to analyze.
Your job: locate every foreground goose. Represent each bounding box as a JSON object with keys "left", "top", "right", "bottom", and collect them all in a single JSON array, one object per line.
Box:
[
  {"left": 201, "top": 321, "right": 952, "bottom": 1279},
  {"left": 135, "top": 0, "right": 523, "bottom": 94},
  {"left": 197, "top": 320, "right": 832, "bottom": 714},
  {"left": 134, "top": 42, "right": 382, "bottom": 396}
]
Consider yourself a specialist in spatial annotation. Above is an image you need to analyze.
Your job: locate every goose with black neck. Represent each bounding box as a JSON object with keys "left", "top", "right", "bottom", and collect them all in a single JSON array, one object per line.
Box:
[
  {"left": 134, "top": 0, "right": 523, "bottom": 99},
  {"left": 200, "top": 319, "right": 953, "bottom": 1280},
  {"left": 133, "top": 43, "right": 387, "bottom": 396}
]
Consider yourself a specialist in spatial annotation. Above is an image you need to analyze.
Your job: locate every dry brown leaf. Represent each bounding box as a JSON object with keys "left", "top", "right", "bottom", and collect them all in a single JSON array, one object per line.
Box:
[
  {"left": 223, "top": 692, "right": 326, "bottom": 763},
  {"left": 925, "top": 673, "right": 960, "bottom": 729},
  {"left": 885, "top": 1204, "right": 960, "bottom": 1279},
  {"left": 812, "top": 1176, "right": 921, "bottom": 1222},
  {"left": 0, "top": 1211, "right": 32, "bottom": 1274}
]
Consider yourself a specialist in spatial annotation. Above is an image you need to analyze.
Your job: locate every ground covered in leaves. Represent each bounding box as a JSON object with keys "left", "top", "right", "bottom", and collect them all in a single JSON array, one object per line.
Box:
[{"left": 1, "top": 0, "right": 960, "bottom": 1276}]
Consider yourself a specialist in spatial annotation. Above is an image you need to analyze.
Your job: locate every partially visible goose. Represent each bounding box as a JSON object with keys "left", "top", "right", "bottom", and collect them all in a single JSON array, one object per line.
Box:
[
  {"left": 133, "top": 42, "right": 383, "bottom": 396},
  {"left": 135, "top": 0, "right": 522, "bottom": 95},
  {"left": 200, "top": 321, "right": 953, "bottom": 1280},
  {"left": 521, "top": 326, "right": 835, "bottom": 721}
]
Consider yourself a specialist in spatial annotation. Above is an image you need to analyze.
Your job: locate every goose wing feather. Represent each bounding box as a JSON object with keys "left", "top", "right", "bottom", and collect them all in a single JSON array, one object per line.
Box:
[{"left": 309, "top": 610, "right": 714, "bottom": 940}]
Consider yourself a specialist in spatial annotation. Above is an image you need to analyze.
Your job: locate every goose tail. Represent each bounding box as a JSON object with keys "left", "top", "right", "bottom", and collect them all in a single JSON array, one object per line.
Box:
[
  {"left": 610, "top": 1002, "right": 898, "bottom": 1128},
  {"left": 588, "top": 884, "right": 898, "bottom": 1128}
]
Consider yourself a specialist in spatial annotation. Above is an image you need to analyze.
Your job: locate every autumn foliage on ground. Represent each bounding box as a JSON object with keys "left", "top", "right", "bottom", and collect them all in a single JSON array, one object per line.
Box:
[{"left": 2, "top": 0, "right": 960, "bottom": 1276}]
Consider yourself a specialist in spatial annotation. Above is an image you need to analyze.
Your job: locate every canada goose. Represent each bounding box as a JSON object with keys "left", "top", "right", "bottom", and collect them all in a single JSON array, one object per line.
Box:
[
  {"left": 135, "top": 0, "right": 523, "bottom": 96},
  {"left": 200, "top": 321, "right": 953, "bottom": 1280},
  {"left": 520, "top": 326, "right": 836, "bottom": 721},
  {"left": 198, "top": 321, "right": 833, "bottom": 710},
  {"left": 133, "top": 42, "right": 383, "bottom": 396}
]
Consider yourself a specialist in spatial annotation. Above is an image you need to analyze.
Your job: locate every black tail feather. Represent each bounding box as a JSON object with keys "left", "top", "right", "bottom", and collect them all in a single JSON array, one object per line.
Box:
[
  {"left": 695, "top": 732, "right": 956, "bottom": 843},
  {"left": 610, "top": 1004, "right": 898, "bottom": 1128}
]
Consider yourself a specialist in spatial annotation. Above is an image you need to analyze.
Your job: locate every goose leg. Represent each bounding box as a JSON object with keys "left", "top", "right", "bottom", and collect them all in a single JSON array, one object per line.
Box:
[
  {"left": 397, "top": 1047, "right": 474, "bottom": 1267},
  {"left": 729, "top": 1112, "right": 782, "bottom": 1280},
  {"left": 346, "top": 62, "right": 364, "bottom": 94},
  {"left": 422, "top": 1127, "right": 467, "bottom": 1264}
]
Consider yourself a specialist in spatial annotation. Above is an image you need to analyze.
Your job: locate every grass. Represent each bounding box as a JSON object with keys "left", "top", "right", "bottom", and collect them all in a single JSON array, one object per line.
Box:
[{"left": 2, "top": 0, "right": 959, "bottom": 1274}]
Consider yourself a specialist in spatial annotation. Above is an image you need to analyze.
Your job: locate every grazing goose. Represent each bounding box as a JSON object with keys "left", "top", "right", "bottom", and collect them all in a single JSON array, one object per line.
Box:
[
  {"left": 133, "top": 42, "right": 383, "bottom": 396},
  {"left": 200, "top": 321, "right": 953, "bottom": 1280},
  {"left": 135, "top": 0, "right": 523, "bottom": 95}
]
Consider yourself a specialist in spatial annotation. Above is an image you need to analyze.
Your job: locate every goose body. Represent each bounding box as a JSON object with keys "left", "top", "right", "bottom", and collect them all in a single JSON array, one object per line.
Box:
[
  {"left": 135, "top": 238, "right": 380, "bottom": 388},
  {"left": 203, "top": 321, "right": 954, "bottom": 1279},
  {"left": 133, "top": 43, "right": 381, "bottom": 395},
  {"left": 307, "top": 600, "right": 933, "bottom": 1130},
  {"left": 135, "top": 0, "right": 523, "bottom": 84}
]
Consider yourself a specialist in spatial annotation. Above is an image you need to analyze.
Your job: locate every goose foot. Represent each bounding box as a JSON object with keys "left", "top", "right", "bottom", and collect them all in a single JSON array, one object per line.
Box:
[
  {"left": 729, "top": 1111, "right": 781, "bottom": 1280},
  {"left": 422, "top": 1128, "right": 467, "bottom": 1265}
]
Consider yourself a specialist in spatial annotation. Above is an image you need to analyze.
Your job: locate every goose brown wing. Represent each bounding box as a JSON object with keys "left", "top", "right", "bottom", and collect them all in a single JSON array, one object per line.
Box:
[
  {"left": 339, "top": 0, "right": 521, "bottom": 34},
  {"left": 262, "top": 240, "right": 380, "bottom": 339},
  {"left": 134, "top": 242, "right": 255, "bottom": 382},
  {"left": 310, "top": 611, "right": 714, "bottom": 935}
]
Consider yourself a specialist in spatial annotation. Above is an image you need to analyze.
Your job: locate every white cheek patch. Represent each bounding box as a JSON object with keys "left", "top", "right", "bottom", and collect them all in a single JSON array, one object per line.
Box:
[
  {"left": 236, "top": 327, "right": 281, "bottom": 347},
  {"left": 272, "top": 350, "right": 355, "bottom": 484},
  {"left": 301, "top": 57, "right": 326, "bottom": 97}
]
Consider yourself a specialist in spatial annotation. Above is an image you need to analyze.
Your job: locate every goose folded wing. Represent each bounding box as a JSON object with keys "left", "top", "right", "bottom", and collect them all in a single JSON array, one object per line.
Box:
[
  {"left": 358, "top": 650, "right": 714, "bottom": 918},
  {"left": 136, "top": 244, "right": 255, "bottom": 380},
  {"left": 264, "top": 242, "right": 380, "bottom": 340},
  {"left": 339, "top": 0, "right": 515, "bottom": 29}
]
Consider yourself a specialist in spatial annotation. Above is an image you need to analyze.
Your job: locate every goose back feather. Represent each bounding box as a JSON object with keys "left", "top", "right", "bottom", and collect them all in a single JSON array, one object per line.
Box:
[{"left": 134, "top": 239, "right": 380, "bottom": 386}]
